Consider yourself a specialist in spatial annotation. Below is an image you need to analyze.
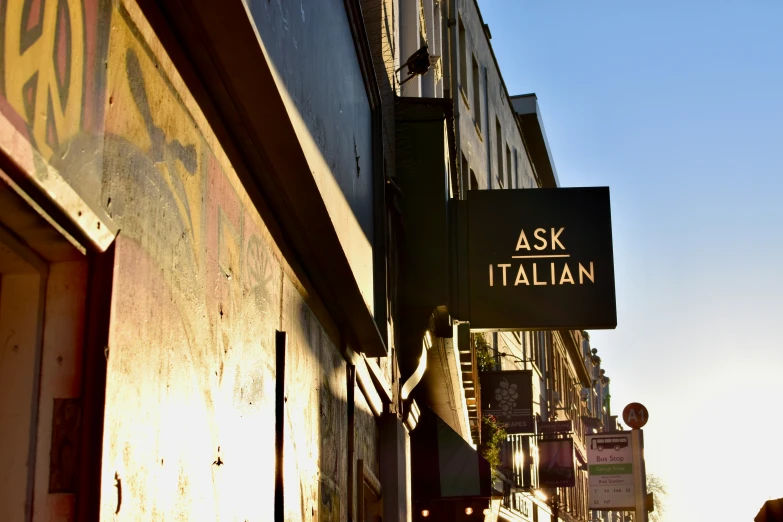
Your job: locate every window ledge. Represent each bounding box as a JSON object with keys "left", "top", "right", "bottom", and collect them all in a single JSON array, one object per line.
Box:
[{"left": 460, "top": 86, "right": 470, "bottom": 110}]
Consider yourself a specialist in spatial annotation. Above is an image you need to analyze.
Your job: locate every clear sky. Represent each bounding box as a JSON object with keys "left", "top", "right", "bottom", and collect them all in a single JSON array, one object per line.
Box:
[{"left": 477, "top": 1, "right": 783, "bottom": 520}]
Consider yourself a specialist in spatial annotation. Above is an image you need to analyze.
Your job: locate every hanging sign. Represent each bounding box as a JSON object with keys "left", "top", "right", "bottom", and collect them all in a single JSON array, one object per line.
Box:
[
  {"left": 538, "top": 420, "right": 573, "bottom": 434},
  {"left": 465, "top": 187, "right": 616, "bottom": 330},
  {"left": 538, "top": 438, "right": 576, "bottom": 488},
  {"left": 586, "top": 433, "right": 634, "bottom": 510},
  {"left": 480, "top": 371, "right": 534, "bottom": 434}
]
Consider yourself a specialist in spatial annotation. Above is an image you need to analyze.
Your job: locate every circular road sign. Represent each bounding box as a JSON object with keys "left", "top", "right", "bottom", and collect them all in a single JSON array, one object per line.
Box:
[{"left": 622, "top": 402, "right": 649, "bottom": 429}]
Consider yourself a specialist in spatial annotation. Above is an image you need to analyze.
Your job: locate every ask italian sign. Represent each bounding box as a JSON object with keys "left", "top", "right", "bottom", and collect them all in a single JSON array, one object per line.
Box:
[{"left": 466, "top": 188, "right": 616, "bottom": 330}]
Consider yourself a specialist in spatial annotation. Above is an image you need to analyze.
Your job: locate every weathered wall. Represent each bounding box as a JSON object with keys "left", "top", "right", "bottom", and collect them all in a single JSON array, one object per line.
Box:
[
  {"left": 0, "top": 0, "right": 381, "bottom": 519},
  {"left": 355, "top": 383, "right": 381, "bottom": 481}
]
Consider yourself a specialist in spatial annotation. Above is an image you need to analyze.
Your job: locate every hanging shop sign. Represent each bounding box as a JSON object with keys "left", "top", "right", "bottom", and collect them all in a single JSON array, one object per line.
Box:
[
  {"left": 479, "top": 371, "right": 533, "bottom": 434},
  {"left": 586, "top": 433, "right": 634, "bottom": 510},
  {"left": 465, "top": 187, "right": 616, "bottom": 330},
  {"left": 538, "top": 420, "right": 573, "bottom": 434},
  {"left": 538, "top": 438, "right": 576, "bottom": 488}
]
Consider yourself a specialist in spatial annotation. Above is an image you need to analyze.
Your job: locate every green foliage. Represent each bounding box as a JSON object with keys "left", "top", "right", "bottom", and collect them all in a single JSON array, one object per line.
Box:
[
  {"left": 475, "top": 334, "right": 495, "bottom": 372},
  {"left": 479, "top": 414, "right": 507, "bottom": 472}
]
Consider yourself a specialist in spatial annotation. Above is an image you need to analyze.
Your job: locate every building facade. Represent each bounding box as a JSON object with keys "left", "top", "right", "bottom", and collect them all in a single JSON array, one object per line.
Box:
[
  {"left": 0, "top": 0, "right": 401, "bottom": 519},
  {"left": 0, "top": 1, "right": 621, "bottom": 521}
]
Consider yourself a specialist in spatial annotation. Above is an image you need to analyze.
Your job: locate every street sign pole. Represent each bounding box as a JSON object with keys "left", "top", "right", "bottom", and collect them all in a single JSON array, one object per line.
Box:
[{"left": 631, "top": 429, "right": 647, "bottom": 522}]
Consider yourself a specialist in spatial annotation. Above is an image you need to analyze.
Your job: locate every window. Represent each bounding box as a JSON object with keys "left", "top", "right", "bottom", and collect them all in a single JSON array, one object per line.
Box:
[
  {"left": 514, "top": 148, "right": 519, "bottom": 188},
  {"left": 472, "top": 55, "right": 481, "bottom": 130},
  {"left": 462, "top": 153, "right": 470, "bottom": 197},
  {"left": 539, "top": 331, "right": 547, "bottom": 371},
  {"left": 495, "top": 118, "right": 503, "bottom": 188},
  {"left": 506, "top": 144, "right": 512, "bottom": 189},
  {"left": 459, "top": 17, "right": 468, "bottom": 97}
]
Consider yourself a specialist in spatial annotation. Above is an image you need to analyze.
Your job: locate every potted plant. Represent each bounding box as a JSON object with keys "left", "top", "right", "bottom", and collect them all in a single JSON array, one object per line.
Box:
[
  {"left": 474, "top": 334, "right": 496, "bottom": 373},
  {"left": 479, "top": 413, "right": 507, "bottom": 474}
]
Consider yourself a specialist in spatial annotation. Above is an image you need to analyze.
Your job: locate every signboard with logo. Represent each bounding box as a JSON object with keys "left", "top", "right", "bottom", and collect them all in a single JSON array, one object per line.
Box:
[
  {"left": 538, "top": 438, "right": 575, "bottom": 488},
  {"left": 586, "top": 433, "right": 634, "bottom": 510},
  {"left": 622, "top": 402, "right": 649, "bottom": 429},
  {"left": 479, "top": 371, "right": 533, "bottom": 434},
  {"left": 538, "top": 420, "right": 573, "bottom": 434},
  {"left": 465, "top": 188, "right": 616, "bottom": 330}
]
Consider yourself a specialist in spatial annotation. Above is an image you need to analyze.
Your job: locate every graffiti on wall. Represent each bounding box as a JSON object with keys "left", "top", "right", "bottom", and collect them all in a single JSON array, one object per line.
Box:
[
  {"left": 1, "top": 0, "right": 279, "bottom": 324},
  {"left": 2, "top": 0, "right": 90, "bottom": 158},
  {"left": 0, "top": 0, "right": 347, "bottom": 518}
]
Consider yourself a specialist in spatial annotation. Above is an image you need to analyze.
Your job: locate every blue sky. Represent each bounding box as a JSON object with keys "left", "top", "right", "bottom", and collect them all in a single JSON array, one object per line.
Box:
[{"left": 477, "top": 1, "right": 783, "bottom": 519}]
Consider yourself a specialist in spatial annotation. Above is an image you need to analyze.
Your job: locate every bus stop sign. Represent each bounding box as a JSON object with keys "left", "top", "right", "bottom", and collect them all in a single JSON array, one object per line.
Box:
[{"left": 622, "top": 403, "right": 649, "bottom": 429}]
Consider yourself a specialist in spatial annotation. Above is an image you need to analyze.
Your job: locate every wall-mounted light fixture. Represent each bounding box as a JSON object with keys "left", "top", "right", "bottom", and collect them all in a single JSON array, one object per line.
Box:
[{"left": 397, "top": 46, "right": 433, "bottom": 86}]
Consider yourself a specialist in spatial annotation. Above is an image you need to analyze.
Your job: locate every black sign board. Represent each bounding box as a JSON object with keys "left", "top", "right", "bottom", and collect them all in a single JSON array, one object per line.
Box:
[
  {"left": 538, "top": 438, "right": 576, "bottom": 488},
  {"left": 466, "top": 188, "right": 616, "bottom": 330},
  {"left": 538, "top": 420, "right": 573, "bottom": 434},
  {"left": 480, "top": 371, "right": 533, "bottom": 434}
]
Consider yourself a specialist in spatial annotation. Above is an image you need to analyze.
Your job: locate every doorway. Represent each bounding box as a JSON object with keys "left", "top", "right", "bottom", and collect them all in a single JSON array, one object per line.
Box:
[{"left": 0, "top": 172, "right": 112, "bottom": 522}]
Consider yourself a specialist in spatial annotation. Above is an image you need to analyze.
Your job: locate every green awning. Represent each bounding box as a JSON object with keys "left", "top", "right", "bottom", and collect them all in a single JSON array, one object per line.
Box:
[{"left": 411, "top": 407, "right": 492, "bottom": 502}]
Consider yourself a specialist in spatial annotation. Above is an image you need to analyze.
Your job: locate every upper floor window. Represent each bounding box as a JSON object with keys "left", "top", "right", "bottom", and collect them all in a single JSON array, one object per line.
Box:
[
  {"left": 472, "top": 55, "right": 481, "bottom": 131},
  {"left": 495, "top": 118, "right": 503, "bottom": 188},
  {"left": 506, "top": 144, "right": 512, "bottom": 189},
  {"left": 459, "top": 16, "right": 468, "bottom": 98}
]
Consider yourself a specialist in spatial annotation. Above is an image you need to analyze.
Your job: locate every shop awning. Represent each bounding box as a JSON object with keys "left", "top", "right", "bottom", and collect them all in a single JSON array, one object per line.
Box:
[{"left": 411, "top": 407, "right": 492, "bottom": 502}]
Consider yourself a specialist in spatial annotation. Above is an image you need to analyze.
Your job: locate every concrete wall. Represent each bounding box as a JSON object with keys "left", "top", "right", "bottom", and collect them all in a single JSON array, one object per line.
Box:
[{"left": 0, "top": 0, "right": 385, "bottom": 519}]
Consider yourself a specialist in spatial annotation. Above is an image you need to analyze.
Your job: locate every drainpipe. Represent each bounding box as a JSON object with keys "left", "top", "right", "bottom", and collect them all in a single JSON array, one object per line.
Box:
[{"left": 448, "top": 0, "right": 462, "bottom": 199}]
